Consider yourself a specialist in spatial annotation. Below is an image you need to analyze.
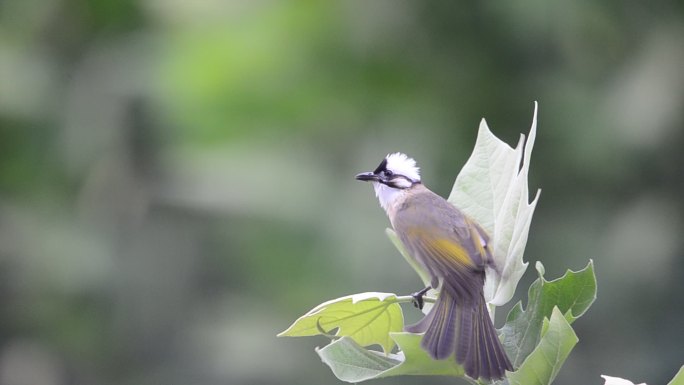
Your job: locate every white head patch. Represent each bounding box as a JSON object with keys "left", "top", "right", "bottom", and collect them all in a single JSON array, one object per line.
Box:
[{"left": 385, "top": 152, "right": 420, "bottom": 182}]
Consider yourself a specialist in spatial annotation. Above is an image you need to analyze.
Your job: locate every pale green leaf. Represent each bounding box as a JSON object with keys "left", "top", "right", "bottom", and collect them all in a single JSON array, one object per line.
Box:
[
  {"left": 316, "top": 332, "right": 464, "bottom": 383},
  {"left": 507, "top": 307, "right": 578, "bottom": 385},
  {"left": 385, "top": 228, "right": 438, "bottom": 314},
  {"left": 278, "top": 292, "right": 403, "bottom": 353},
  {"left": 448, "top": 102, "right": 540, "bottom": 306},
  {"left": 667, "top": 366, "right": 684, "bottom": 385},
  {"left": 380, "top": 332, "right": 464, "bottom": 377},
  {"left": 313, "top": 259, "right": 597, "bottom": 384},
  {"left": 316, "top": 337, "right": 401, "bottom": 383},
  {"left": 386, "top": 228, "right": 431, "bottom": 287},
  {"left": 500, "top": 260, "right": 597, "bottom": 368}
]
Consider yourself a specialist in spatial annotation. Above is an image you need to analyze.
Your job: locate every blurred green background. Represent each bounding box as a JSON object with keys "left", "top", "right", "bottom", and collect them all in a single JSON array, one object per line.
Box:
[{"left": 1, "top": 1, "right": 683, "bottom": 384}]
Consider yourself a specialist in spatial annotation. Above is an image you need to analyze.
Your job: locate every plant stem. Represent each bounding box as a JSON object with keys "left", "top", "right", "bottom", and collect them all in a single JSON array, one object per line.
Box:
[{"left": 393, "top": 295, "right": 437, "bottom": 304}]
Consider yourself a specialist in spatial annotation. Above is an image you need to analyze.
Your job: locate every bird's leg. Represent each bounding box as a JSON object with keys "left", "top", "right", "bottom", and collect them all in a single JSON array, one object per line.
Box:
[{"left": 411, "top": 286, "right": 432, "bottom": 310}]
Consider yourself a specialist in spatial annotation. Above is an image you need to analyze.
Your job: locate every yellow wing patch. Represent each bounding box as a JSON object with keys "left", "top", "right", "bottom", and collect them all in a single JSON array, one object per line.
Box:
[
  {"left": 405, "top": 227, "right": 477, "bottom": 269},
  {"left": 432, "top": 238, "right": 476, "bottom": 268}
]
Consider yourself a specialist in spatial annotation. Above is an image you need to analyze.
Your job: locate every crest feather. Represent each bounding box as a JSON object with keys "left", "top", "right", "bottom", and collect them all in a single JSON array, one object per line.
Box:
[{"left": 385, "top": 152, "right": 421, "bottom": 182}]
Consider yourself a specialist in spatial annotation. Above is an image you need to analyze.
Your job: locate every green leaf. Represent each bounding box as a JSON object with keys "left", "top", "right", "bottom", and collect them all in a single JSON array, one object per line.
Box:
[
  {"left": 380, "top": 332, "right": 464, "bottom": 377},
  {"left": 278, "top": 292, "right": 403, "bottom": 353},
  {"left": 312, "top": 260, "right": 597, "bottom": 384},
  {"left": 316, "top": 332, "right": 464, "bottom": 383},
  {"left": 385, "top": 229, "right": 438, "bottom": 315},
  {"left": 386, "top": 228, "right": 431, "bottom": 287},
  {"left": 500, "top": 260, "right": 597, "bottom": 368},
  {"left": 316, "top": 337, "right": 402, "bottom": 383},
  {"left": 506, "top": 307, "right": 578, "bottom": 385},
  {"left": 667, "top": 366, "right": 684, "bottom": 385},
  {"left": 448, "top": 102, "right": 540, "bottom": 306}
]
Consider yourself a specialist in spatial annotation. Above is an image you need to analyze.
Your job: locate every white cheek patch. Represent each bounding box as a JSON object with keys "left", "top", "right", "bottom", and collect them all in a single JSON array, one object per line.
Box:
[
  {"left": 373, "top": 182, "right": 401, "bottom": 212},
  {"left": 391, "top": 177, "right": 413, "bottom": 189}
]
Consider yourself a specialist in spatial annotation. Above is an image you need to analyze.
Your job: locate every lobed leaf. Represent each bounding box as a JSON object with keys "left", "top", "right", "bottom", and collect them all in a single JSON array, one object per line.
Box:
[
  {"left": 316, "top": 332, "right": 464, "bottom": 383},
  {"left": 277, "top": 292, "right": 403, "bottom": 353},
  {"left": 316, "top": 337, "right": 401, "bottom": 383},
  {"left": 506, "top": 307, "right": 578, "bottom": 385},
  {"left": 448, "top": 102, "right": 540, "bottom": 306},
  {"left": 500, "top": 260, "right": 597, "bottom": 368}
]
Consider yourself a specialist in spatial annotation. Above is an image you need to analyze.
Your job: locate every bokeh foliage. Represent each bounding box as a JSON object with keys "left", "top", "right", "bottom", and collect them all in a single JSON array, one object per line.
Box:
[{"left": 0, "top": 1, "right": 683, "bottom": 385}]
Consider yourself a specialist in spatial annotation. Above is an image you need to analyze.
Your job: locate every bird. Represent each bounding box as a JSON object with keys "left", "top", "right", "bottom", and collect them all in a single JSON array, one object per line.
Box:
[{"left": 355, "top": 152, "right": 513, "bottom": 381}]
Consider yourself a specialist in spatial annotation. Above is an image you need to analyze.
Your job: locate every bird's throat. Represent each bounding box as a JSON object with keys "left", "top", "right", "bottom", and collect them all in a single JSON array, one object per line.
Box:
[{"left": 373, "top": 182, "right": 405, "bottom": 217}]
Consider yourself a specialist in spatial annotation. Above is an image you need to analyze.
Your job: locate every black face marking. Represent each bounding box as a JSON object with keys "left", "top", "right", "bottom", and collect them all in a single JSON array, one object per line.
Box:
[
  {"left": 373, "top": 158, "right": 388, "bottom": 174},
  {"left": 366, "top": 156, "right": 420, "bottom": 189}
]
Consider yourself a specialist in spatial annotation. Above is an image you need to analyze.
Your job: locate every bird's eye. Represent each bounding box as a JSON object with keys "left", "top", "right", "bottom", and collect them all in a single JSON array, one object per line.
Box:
[{"left": 384, "top": 170, "right": 393, "bottom": 177}]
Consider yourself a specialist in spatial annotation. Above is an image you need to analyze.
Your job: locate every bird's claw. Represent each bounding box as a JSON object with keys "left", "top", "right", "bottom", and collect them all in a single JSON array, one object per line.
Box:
[{"left": 411, "top": 286, "right": 431, "bottom": 310}]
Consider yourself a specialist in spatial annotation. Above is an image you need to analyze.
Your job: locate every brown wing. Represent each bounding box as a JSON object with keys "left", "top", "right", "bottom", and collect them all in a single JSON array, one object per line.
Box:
[{"left": 393, "top": 189, "right": 489, "bottom": 303}]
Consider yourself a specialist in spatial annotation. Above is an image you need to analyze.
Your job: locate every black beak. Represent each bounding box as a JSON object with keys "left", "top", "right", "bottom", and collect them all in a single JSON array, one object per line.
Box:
[{"left": 355, "top": 172, "right": 379, "bottom": 182}]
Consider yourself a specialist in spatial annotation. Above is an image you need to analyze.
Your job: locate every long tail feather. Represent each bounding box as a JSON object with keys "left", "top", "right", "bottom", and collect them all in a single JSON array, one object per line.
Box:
[{"left": 407, "top": 291, "right": 513, "bottom": 380}]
